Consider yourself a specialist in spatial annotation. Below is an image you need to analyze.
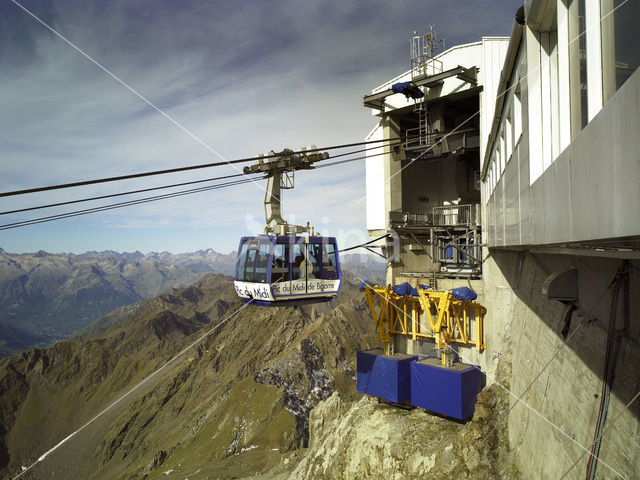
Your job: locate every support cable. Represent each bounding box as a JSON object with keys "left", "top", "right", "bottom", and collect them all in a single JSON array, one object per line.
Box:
[
  {"left": 586, "top": 261, "right": 628, "bottom": 480},
  {"left": 11, "top": 298, "right": 255, "bottom": 480},
  {"left": 0, "top": 172, "right": 248, "bottom": 216},
  {"left": 0, "top": 150, "right": 385, "bottom": 230},
  {"left": 1, "top": 141, "right": 399, "bottom": 217},
  {"left": 339, "top": 234, "right": 390, "bottom": 254},
  {"left": 0, "top": 137, "right": 404, "bottom": 199},
  {"left": 0, "top": 178, "right": 256, "bottom": 231},
  {"left": 559, "top": 387, "right": 640, "bottom": 480}
]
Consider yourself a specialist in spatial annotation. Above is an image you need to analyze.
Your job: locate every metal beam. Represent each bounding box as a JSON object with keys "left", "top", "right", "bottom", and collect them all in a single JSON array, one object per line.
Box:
[{"left": 363, "top": 66, "right": 478, "bottom": 111}]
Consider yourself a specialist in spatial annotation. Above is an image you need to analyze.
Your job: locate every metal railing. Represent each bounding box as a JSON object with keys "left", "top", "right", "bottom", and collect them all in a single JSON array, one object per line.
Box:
[
  {"left": 432, "top": 204, "right": 480, "bottom": 226},
  {"left": 389, "top": 211, "right": 433, "bottom": 227},
  {"left": 404, "top": 128, "right": 479, "bottom": 154}
]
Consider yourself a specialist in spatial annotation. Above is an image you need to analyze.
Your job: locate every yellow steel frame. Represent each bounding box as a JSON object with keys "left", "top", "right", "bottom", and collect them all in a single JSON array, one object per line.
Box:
[{"left": 363, "top": 285, "right": 487, "bottom": 365}]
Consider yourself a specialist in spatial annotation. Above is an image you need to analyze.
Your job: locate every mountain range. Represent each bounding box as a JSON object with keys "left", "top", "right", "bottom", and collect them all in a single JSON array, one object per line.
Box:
[
  {"left": 0, "top": 272, "right": 382, "bottom": 479},
  {"left": 0, "top": 248, "right": 384, "bottom": 357},
  {"left": 0, "top": 260, "right": 513, "bottom": 479}
]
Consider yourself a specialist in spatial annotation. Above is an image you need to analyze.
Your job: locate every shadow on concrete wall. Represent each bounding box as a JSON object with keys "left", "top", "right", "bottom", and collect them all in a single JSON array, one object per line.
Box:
[{"left": 491, "top": 248, "right": 640, "bottom": 423}]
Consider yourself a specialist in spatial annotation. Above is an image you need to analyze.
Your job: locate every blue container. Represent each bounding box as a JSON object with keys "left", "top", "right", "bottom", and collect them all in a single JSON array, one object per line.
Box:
[
  {"left": 356, "top": 349, "right": 417, "bottom": 402},
  {"left": 410, "top": 358, "right": 482, "bottom": 420}
]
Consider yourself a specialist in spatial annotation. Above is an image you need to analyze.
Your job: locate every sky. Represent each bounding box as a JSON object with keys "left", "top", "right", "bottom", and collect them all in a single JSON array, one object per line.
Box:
[{"left": 0, "top": 0, "right": 518, "bottom": 255}]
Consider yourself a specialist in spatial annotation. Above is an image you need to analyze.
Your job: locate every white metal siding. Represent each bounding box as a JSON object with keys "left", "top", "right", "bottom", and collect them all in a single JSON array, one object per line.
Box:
[{"left": 365, "top": 126, "right": 386, "bottom": 231}]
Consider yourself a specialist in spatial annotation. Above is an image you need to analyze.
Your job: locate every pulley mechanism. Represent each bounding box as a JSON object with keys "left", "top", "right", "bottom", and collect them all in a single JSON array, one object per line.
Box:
[{"left": 243, "top": 147, "right": 329, "bottom": 236}]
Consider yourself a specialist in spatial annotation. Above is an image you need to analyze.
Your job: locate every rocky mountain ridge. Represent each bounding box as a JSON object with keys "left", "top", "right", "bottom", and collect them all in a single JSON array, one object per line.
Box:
[
  {"left": 0, "top": 269, "right": 515, "bottom": 479},
  {"left": 0, "top": 248, "right": 235, "bottom": 357},
  {"left": 0, "top": 248, "right": 384, "bottom": 357},
  {"left": 0, "top": 272, "right": 382, "bottom": 479}
]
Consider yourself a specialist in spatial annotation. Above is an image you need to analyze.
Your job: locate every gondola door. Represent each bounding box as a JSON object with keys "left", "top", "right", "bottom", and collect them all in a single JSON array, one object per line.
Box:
[
  {"left": 270, "top": 241, "right": 291, "bottom": 299},
  {"left": 289, "top": 241, "right": 310, "bottom": 297}
]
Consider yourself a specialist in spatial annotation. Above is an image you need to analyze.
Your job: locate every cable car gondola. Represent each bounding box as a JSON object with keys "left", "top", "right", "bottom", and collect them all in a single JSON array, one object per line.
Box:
[
  {"left": 234, "top": 235, "right": 341, "bottom": 306},
  {"left": 233, "top": 146, "right": 341, "bottom": 306}
]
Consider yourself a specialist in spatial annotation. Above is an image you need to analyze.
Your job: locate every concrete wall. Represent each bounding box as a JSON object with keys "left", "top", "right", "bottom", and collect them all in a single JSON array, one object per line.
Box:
[
  {"left": 479, "top": 9, "right": 640, "bottom": 477},
  {"left": 479, "top": 249, "right": 640, "bottom": 479}
]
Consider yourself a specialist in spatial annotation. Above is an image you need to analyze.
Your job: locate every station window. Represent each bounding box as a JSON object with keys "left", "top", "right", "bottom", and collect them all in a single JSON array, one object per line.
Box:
[
  {"left": 513, "top": 81, "right": 522, "bottom": 142},
  {"left": 579, "top": 0, "right": 588, "bottom": 129},
  {"left": 505, "top": 105, "right": 513, "bottom": 162},
  {"left": 602, "top": 0, "right": 640, "bottom": 98}
]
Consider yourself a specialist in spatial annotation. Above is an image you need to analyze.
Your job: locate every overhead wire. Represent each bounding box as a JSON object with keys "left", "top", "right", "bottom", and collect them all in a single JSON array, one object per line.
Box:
[
  {"left": 0, "top": 178, "right": 257, "bottom": 231},
  {"left": 0, "top": 136, "right": 405, "bottom": 199},
  {"left": 0, "top": 172, "right": 246, "bottom": 216},
  {"left": 339, "top": 234, "right": 390, "bottom": 253},
  {"left": 0, "top": 138, "right": 402, "bottom": 217},
  {"left": 0, "top": 148, "right": 389, "bottom": 230}
]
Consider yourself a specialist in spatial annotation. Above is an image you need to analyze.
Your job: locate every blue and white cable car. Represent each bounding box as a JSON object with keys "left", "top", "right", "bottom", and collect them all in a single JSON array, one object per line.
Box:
[
  {"left": 234, "top": 146, "right": 341, "bottom": 306},
  {"left": 234, "top": 235, "right": 341, "bottom": 306}
]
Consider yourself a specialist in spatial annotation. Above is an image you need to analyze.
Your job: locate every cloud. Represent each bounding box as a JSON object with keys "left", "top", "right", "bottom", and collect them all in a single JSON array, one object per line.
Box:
[{"left": 0, "top": 0, "right": 519, "bottom": 253}]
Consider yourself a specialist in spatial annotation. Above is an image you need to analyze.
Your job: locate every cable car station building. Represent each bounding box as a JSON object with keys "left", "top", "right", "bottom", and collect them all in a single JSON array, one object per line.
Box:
[
  {"left": 363, "top": 1, "right": 640, "bottom": 477},
  {"left": 364, "top": 33, "right": 509, "bottom": 285}
]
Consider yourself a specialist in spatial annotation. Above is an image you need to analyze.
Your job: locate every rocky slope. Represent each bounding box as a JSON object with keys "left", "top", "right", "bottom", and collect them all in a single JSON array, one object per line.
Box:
[
  {"left": 282, "top": 385, "right": 516, "bottom": 480},
  {"left": 0, "top": 272, "right": 381, "bottom": 479},
  {"left": 0, "top": 267, "right": 516, "bottom": 480}
]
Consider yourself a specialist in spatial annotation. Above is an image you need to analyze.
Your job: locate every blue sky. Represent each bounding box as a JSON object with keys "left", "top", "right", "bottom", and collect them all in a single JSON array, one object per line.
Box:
[{"left": 0, "top": 0, "right": 518, "bottom": 254}]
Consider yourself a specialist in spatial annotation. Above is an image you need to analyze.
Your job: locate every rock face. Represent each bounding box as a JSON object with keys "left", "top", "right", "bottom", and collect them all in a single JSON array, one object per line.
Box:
[
  {"left": 288, "top": 385, "right": 517, "bottom": 480},
  {"left": 254, "top": 338, "right": 334, "bottom": 447}
]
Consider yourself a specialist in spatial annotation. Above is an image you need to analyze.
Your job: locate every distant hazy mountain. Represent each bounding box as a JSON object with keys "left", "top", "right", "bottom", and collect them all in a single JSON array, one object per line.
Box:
[
  {"left": 339, "top": 252, "right": 386, "bottom": 284},
  {"left": 0, "top": 248, "right": 236, "bottom": 357},
  {"left": 77, "top": 248, "right": 237, "bottom": 274},
  {"left": 0, "top": 248, "right": 384, "bottom": 357}
]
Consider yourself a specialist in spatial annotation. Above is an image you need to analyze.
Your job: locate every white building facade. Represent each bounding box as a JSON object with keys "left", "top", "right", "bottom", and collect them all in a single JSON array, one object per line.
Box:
[
  {"left": 365, "top": 37, "right": 509, "bottom": 287},
  {"left": 363, "top": 1, "right": 640, "bottom": 477},
  {"left": 481, "top": 1, "right": 640, "bottom": 478}
]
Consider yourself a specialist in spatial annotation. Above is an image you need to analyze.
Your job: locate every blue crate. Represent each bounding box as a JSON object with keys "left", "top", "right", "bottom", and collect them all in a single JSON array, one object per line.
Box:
[
  {"left": 356, "top": 349, "right": 417, "bottom": 403},
  {"left": 410, "top": 358, "right": 482, "bottom": 420}
]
